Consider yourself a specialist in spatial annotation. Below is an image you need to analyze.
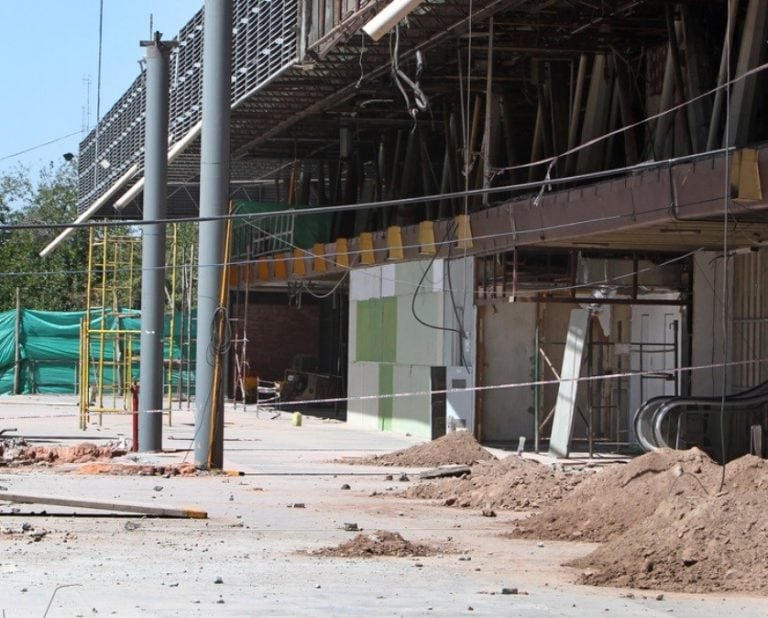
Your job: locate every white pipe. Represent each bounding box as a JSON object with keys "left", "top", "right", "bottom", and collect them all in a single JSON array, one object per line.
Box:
[
  {"left": 362, "top": 0, "right": 425, "bottom": 42},
  {"left": 39, "top": 163, "right": 140, "bottom": 258},
  {"left": 114, "top": 120, "right": 203, "bottom": 210},
  {"left": 40, "top": 120, "right": 203, "bottom": 258}
]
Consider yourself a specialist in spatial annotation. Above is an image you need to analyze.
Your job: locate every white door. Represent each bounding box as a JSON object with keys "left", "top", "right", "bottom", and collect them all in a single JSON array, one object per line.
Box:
[{"left": 628, "top": 303, "right": 682, "bottom": 443}]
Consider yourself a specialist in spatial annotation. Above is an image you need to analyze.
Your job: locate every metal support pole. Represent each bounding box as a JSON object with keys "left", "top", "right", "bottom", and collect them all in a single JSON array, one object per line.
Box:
[
  {"left": 195, "top": 0, "right": 232, "bottom": 469},
  {"left": 481, "top": 17, "right": 494, "bottom": 206},
  {"left": 13, "top": 287, "right": 21, "bottom": 394},
  {"left": 534, "top": 321, "right": 540, "bottom": 453},
  {"left": 138, "top": 32, "right": 176, "bottom": 452}
]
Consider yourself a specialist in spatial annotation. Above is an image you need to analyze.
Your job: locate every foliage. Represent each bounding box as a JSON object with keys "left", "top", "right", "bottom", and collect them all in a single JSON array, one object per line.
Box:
[{"left": 0, "top": 163, "right": 89, "bottom": 311}]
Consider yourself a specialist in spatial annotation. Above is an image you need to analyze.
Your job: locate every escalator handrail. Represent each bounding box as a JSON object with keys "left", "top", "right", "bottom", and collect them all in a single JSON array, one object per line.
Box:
[
  {"left": 633, "top": 379, "right": 768, "bottom": 451},
  {"left": 652, "top": 388, "right": 768, "bottom": 449}
]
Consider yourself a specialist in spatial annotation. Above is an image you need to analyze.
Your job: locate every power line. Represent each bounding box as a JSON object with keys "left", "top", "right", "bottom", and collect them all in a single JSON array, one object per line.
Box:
[{"left": 0, "top": 131, "right": 82, "bottom": 163}]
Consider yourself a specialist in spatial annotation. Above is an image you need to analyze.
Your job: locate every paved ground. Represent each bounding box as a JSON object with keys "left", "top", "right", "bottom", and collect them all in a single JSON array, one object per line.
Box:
[{"left": 0, "top": 395, "right": 766, "bottom": 617}]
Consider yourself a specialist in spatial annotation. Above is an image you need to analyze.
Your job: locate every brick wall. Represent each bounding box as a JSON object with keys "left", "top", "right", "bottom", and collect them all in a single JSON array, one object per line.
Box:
[{"left": 229, "top": 299, "right": 321, "bottom": 382}]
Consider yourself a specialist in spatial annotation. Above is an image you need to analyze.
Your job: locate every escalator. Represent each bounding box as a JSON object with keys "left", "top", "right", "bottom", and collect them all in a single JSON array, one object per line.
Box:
[{"left": 633, "top": 381, "right": 768, "bottom": 461}]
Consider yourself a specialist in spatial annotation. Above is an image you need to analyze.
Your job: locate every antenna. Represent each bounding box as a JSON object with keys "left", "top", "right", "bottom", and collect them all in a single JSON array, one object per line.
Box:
[{"left": 81, "top": 75, "right": 92, "bottom": 134}]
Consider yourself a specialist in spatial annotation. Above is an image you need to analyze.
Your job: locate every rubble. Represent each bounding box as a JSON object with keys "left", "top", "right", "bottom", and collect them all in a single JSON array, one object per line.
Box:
[
  {"left": 0, "top": 440, "right": 126, "bottom": 466},
  {"left": 511, "top": 448, "right": 718, "bottom": 542},
  {"left": 569, "top": 455, "right": 768, "bottom": 594},
  {"left": 403, "top": 454, "right": 581, "bottom": 511},
  {"left": 310, "top": 530, "right": 441, "bottom": 558},
  {"left": 339, "top": 431, "right": 496, "bottom": 467}
]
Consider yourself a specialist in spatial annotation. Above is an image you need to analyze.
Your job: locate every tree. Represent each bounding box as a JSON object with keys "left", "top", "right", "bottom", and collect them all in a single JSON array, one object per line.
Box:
[{"left": 0, "top": 163, "right": 89, "bottom": 311}]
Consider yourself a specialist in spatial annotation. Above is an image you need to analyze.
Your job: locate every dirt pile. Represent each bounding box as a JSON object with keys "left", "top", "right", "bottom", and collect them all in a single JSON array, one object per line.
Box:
[
  {"left": 311, "top": 530, "right": 439, "bottom": 558},
  {"left": 511, "top": 448, "right": 719, "bottom": 542},
  {"left": 340, "top": 431, "right": 496, "bottom": 467},
  {"left": 569, "top": 455, "right": 768, "bottom": 595},
  {"left": 0, "top": 441, "right": 126, "bottom": 466},
  {"left": 403, "top": 454, "right": 581, "bottom": 511}
]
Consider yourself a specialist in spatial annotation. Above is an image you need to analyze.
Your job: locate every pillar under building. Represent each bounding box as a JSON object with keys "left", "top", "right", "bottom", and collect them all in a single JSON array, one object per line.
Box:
[
  {"left": 138, "top": 32, "right": 176, "bottom": 452},
  {"left": 194, "top": 0, "right": 233, "bottom": 469}
]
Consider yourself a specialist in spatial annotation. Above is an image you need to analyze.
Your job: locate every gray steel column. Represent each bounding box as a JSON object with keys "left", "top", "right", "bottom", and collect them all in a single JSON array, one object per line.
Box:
[
  {"left": 194, "top": 0, "right": 232, "bottom": 469},
  {"left": 138, "top": 33, "right": 176, "bottom": 452}
]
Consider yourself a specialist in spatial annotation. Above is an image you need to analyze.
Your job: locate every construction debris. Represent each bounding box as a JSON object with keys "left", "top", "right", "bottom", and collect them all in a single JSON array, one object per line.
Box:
[
  {"left": 403, "top": 454, "right": 580, "bottom": 511},
  {"left": 511, "top": 448, "right": 717, "bottom": 542},
  {"left": 73, "top": 462, "right": 198, "bottom": 476},
  {"left": 339, "top": 431, "right": 496, "bottom": 467},
  {"left": 569, "top": 455, "right": 768, "bottom": 595},
  {"left": 0, "top": 440, "right": 126, "bottom": 466},
  {"left": 311, "top": 530, "right": 440, "bottom": 558},
  {"left": 419, "top": 465, "right": 472, "bottom": 480},
  {"left": 0, "top": 491, "right": 207, "bottom": 519}
]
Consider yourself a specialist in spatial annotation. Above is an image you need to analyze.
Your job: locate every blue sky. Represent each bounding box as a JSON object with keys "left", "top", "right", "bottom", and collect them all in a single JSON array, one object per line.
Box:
[{"left": 0, "top": 0, "right": 201, "bottom": 179}]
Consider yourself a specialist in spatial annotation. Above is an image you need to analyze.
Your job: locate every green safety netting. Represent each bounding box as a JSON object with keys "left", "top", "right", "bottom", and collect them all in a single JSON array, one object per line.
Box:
[
  {"left": 231, "top": 201, "right": 332, "bottom": 257},
  {"left": 0, "top": 308, "right": 196, "bottom": 396}
]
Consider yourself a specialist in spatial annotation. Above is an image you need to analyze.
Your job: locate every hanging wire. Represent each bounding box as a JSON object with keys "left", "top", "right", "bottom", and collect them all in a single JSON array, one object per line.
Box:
[{"left": 718, "top": 0, "right": 734, "bottom": 492}]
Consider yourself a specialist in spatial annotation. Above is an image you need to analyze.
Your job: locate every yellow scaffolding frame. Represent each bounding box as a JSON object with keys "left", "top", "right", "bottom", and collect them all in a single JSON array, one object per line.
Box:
[{"left": 79, "top": 224, "right": 181, "bottom": 430}]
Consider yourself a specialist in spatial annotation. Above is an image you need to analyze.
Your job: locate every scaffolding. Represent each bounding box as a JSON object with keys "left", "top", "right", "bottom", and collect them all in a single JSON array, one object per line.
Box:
[{"left": 79, "top": 224, "right": 192, "bottom": 429}]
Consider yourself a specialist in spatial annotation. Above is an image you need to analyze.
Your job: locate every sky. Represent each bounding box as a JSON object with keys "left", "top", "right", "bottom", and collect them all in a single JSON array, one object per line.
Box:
[{"left": 0, "top": 0, "right": 202, "bottom": 180}]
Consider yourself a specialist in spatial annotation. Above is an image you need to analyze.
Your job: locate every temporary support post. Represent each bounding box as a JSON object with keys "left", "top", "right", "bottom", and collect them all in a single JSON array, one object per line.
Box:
[
  {"left": 195, "top": 0, "right": 232, "bottom": 470},
  {"left": 727, "top": 0, "right": 768, "bottom": 147},
  {"left": 138, "top": 32, "right": 176, "bottom": 452},
  {"left": 13, "top": 287, "right": 21, "bottom": 394},
  {"left": 481, "top": 17, "right": 494, "bottom": 206},
  {"left": 564, "top": 54, "right": 588, "bottom": 176},
  {"left": 534, "top": 322, "right": 540, "bottom": 453},
  {"left": 575, "top": 54, "right": 612, "bottom": 174},
  {"left": 706, "top": 0, "right": 739, "bottom": 150}
]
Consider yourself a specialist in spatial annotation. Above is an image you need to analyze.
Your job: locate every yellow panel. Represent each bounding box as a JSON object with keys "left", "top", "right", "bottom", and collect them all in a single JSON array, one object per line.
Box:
[
  {"left": 455, "top": 214, "right": 473, "bottom": 249},
  {"left": 293, "top": 248, "right": 306, "bottom": 276},
  {"left": 336, "top": 238, "right": 349, "bottom": 268},
  {"left": 257, "top": 260, "right": 270, "bottom": 281},
  {"left": 387, "top": 226, "right": 404, "bottom": 261},
  {"left": 274, "top": 253, "right": 289, "bottom": 279},
  {"left": 312, "top": 243, "right": 327, "bottom": 272},
  {"left": 359, "top": 232, "right": 375, "bottom": 265},
  {"left": 418, "top": 220, "right": 436, "bottom": 255},
  {"left": 229, "top": 265, "right": 240, "bottom": 286},
  {"left": 737, "top": 148, "right": 762, "bottom": 202}
]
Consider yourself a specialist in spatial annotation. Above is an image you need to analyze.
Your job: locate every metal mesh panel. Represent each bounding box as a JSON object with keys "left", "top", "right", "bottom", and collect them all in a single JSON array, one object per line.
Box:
[{"left": 78, "top": 0, "right": 298, "bottom": 214}]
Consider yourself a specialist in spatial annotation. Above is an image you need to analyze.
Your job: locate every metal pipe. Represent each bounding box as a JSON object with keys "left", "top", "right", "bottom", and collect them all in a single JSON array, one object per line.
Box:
[
  {"left": 138, "top": 32, "right": 175, "bottom": 452},
  {"left": 39, "top": 163, "right": 139, "bottom": 258},
  {"left": 195, "top": 0, "right": 232, "bottom": 470},
  {"left": 706, "top": 0, "right": 739, "bottom": 150},
  {"left": 113, "top": 121, "right": 203, "bottom": 211},
  {"left": 13, "top": 287, "right": 21, "bottom": 394},
  {"left": 534, "top": 322, "right": 540, "bottom": 453}
]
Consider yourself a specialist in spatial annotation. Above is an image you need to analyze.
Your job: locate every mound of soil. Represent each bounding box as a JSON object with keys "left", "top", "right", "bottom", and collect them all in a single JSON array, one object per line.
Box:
[
  {"left": 569, "top": 455, "right": 768, "bottom": 595},
  {"left": 340, "top": 431, "right": 495, "bottom": 467},
  {"left": 1, "top": 441, "right": 126, "bottom": 466},
  {"left": 312, "top": 530, "right": 439, "bottom": 558},
  {"left": 403, "top": 454, "right": 581, "bottom": 510},
  {"left": 74, "top": 462, "right": 198, "bottom": 476},
  {"left": 511, "top": 448, "right": 719, "bottom": 542}
]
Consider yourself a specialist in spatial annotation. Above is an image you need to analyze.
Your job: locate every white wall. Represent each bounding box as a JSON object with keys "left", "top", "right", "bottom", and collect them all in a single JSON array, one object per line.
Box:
[
  {"left": 479, "top": 302, "right": 537, "bottom": 441},
  {"left": 691, "top": 251, "right": 730, "bottom": 397}
]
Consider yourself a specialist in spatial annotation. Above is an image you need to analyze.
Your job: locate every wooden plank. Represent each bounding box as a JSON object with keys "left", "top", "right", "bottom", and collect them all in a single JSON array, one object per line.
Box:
[
  {"left": 548, "top": 308, "right": 590, "bottom": 458},
  {"left": 0, "top": 492, "right": 207, "bottom": 519},
  {"left": 419, "top": 465, "right": 472, "bottom": 480}
]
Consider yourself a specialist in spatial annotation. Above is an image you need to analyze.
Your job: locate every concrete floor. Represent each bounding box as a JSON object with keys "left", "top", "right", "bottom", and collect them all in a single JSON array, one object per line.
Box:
[{"left": 0, "top": 395, "right": 765, "bottom": 617}]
